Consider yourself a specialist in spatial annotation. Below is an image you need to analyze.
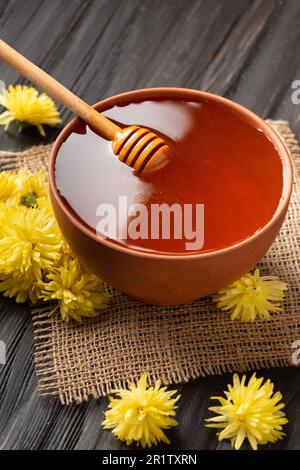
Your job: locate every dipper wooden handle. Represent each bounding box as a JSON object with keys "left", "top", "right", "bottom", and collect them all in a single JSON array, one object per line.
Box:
[
  {"left": 0, "top": 38, "right": 120, "bottom": 140},
  {"left": 0, "top": 38, "right": 172, "bottom": 173}
]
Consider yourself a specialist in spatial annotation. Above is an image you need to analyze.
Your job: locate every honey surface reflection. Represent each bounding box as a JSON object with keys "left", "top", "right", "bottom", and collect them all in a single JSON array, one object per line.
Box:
[{"left": 55, "top": 99, "right": 283, "bottom": 254}]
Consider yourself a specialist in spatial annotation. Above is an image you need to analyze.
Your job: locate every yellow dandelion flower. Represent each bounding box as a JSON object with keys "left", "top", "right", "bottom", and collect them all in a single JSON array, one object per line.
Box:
[
  {"left": 60, "top": 238, "right": 74, "bottom": 258},
  {"left": 213, "top": 269, "right": 288, "bottom": 322},
  {"left": 205, "top": 373, "right": 288, "bottom": 450},
  {"left": 0, "top": 271, "right": 41, "bottom": 303},
  {"left": 5, "top": 169, "right": 49, "bottom": 207},
  {"left": 17, "top": 169, "right": 48, "bottom": 207},
  {"left": 102, "top": 372, "right": 180, "bottom": 448},
  {"left": 36, "top": 194, "right": 53, "bottom": 212},
  {"left": 0, "top": 84, "right": 61, "bottom": 136},
  {"left": 0, "top": 171, "right": 18, "bottom": 201},
  {"left": 40, "top": 257, "right": 109, "bottom": 322},
  {"left": 36, "top": 198, "right": 74, "bottom": 256},
  {"left": 0, "top": 205, "right": 63, "bottom": 282}
]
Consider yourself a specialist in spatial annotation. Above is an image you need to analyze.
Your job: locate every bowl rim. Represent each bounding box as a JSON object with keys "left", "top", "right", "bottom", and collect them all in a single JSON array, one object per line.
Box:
[{"left": 49, "top": 87, "right": 293, "bottom": 261}]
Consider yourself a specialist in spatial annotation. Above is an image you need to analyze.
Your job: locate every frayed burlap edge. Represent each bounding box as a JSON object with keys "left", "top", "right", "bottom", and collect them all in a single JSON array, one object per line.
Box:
[
  {"left": 0, "top": 144, "right": 52, "bottom": 171},
  {"left": 1, "top": 121, "right": 299, "bottom": 405}
]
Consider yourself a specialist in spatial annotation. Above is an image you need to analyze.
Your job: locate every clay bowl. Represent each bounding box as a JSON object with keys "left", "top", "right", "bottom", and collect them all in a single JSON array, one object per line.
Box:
[{"left": 49, "top": 88, "right": 293, "bottom": 305}]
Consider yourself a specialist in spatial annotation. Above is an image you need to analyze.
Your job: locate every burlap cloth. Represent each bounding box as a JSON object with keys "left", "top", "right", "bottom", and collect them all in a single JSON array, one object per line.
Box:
[{"left": 0, "top": 120, "right": 299, "bottom": 405}]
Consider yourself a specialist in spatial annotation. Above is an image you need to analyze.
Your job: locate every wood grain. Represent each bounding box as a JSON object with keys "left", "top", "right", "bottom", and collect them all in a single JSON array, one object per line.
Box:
[{"left": 0, "top": 0, "right": 300, "bottom": 450}]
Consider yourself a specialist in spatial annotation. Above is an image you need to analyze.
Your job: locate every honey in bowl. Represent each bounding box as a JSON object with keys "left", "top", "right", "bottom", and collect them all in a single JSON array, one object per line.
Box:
[{"left": 55, "top": 97, "right": 284, "bottom": 255}]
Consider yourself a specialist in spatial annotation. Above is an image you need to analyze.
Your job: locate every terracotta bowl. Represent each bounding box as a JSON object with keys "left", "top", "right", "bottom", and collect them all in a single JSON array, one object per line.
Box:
[{"left": 49, "top": 88, "right": 293, "bottom": 305}]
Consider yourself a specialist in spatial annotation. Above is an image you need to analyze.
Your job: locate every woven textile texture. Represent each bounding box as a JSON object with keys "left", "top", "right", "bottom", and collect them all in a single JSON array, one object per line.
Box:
[{"left": 0, "top": 120, "right": 299, "bottom": 404}]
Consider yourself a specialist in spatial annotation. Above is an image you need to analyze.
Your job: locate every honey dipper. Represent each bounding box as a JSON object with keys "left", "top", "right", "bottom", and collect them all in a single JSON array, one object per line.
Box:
[{"left": 0, "top": 39, "right": 172, "bottom": 173}]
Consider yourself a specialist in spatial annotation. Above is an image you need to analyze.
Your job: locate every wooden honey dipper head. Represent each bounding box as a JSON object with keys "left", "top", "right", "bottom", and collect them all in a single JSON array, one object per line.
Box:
[
  {"left": 113, "top": 125, "right": 172, "bottom": 173},
  {"left": 0, "top": 39, "right": 172, "bottom": 174}
]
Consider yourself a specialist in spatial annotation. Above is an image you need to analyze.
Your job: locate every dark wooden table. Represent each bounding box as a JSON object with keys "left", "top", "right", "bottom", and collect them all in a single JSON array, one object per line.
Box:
[{"left": 0, "top": 0, "right": 300, "bottom": 450}]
